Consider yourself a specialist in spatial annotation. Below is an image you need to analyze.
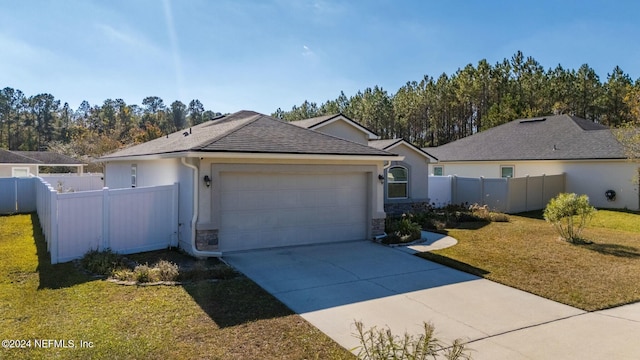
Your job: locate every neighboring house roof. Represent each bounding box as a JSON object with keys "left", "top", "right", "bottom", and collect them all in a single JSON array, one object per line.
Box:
[
  {"left": 101, "top": 110, "right": 397, "bottom": 160},
  {"left": 0, "top": 149, "right": 84, "bottom": 165},
  {"left": 425, "top": 115, "right": 628, "bottom": 162},
  {"left": 369, "top": 139, "right": 438, "bottom": 161},
  {"left": 290, "top": 113, "right": 379, "bottom": 140}
]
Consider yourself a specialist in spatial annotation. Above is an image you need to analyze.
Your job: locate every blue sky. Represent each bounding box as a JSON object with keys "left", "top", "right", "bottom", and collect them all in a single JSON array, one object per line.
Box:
[{"left": 1, "top": 0, "right": 639, "bottom": 114}]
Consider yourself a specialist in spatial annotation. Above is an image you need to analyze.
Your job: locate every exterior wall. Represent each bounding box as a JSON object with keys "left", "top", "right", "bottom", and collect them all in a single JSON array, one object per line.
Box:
[
  {"left": 104, "top": 158, "right": 182, "bottom": 189},
  {"left": 313, "top": 120, "right": 370, "bottom": 145},
  {"left": 384, "top": 142, "right": 430, "bottom": 214},
  {"left": 0, "top": 164, "right": 38, "bottom": 177},
  {"left": 430, "top": 160, "right": 639, "bottom": 210}
]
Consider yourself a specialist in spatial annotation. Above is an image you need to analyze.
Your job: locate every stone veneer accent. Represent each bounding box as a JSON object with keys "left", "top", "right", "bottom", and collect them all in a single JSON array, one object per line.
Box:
[
  {"left": 195, "top": 229, "right": 219, "bottom": 251},
  {"left": 371, "top": 218, "right": 386, "bottom": 237},
  {"left": 384, "top": 201, "right": 432, "bottom": 216}
]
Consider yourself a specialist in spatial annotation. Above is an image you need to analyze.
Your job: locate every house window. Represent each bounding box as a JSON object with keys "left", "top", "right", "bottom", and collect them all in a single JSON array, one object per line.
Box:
[
  {"left": 12, "top": 167, "right": 30, "bottom": 177},
  {"left": 501, "top": 166, "right": 514, "bottom": 178},
  {"left": 433, "top": 166, "right": 444, "bottom": 176},
  {"left": 387, "top": 166, "right": 408, "bottom": 199},
  {"left": 131, "top": 164, "right": 137, "bottom": 188}
]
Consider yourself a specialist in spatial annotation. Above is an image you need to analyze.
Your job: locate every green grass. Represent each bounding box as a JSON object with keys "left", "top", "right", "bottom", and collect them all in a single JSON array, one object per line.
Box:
[
  {"left": 419, "top": 209, "right": 640, "bottom": 311},
  {"left": 0, "top": 214, "right": 354, "bottom": 359}
]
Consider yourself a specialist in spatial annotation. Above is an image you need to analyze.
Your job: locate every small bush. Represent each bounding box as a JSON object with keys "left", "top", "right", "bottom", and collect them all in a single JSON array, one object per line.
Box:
[
  {"left": 384, "top": 214, "right": 422, "bottom": 244},
  {"left": 156, "top": 260, "right": 180, "bottom": 281},
  {"left": 80, "top": 248, "right": 128, "bottom": 276},
  {"left": 134, "top": 264, "right": 154, "bottom": 283},
  {"left": 543, "top": 193, "right": 596, "bottom": 243},
  {"left": 352, "top": 320, "right": 471, "bottom": 360}
]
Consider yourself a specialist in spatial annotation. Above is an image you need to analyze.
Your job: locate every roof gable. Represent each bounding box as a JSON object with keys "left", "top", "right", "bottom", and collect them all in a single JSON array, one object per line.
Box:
[
  {"left": 369, "top": 139, "right": 438, "bottom": 161},
  {"left": 291, "top": 113, "right": 379, "bottom": 140},
  {"left": 425, "top": 115, "right": 627, "bottom": 162},
  {"left": 101, "top": 110, "right": 395, "bottom": 159}
]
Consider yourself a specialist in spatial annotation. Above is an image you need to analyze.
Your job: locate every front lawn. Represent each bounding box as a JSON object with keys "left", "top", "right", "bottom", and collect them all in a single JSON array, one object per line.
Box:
[
  {"left": 0, "top": 214, "right": 354, "bottom": 359},
  {"left": 419, "top": 209, "right": 640, "bottom": 311}
]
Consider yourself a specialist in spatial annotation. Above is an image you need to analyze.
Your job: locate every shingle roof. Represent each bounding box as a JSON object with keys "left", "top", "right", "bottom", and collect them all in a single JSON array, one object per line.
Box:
[
  {"left": 0, "top": 149, "right": 83, "bottom": 164},
  {"left": 13, "top": 151, "right": 84, "bottom": 164},
  {"left": 425, "top": 115, "right": 627, "bottom": 162},
  {"left": 101, "top": 110, "right": 395, "bottom": 159}
]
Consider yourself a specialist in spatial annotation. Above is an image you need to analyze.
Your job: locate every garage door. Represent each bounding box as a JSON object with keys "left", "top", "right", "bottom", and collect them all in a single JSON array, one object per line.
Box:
[{"left": 218, "top": 172, "right": 368, "bottom": 251}]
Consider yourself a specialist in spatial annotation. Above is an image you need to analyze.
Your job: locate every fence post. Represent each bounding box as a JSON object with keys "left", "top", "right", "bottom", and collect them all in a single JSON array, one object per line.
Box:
[
  {"left": 480, "top": 176, "right": 485, "bottom": 206},
  {"left": 49, "top": 188, "right": 58, "bottom": 264},
  {"left": 102, "top": 187, "right": 110, "bottom": 251},
  {"left": 171, "top": 182, "right": 179, "bottom": 247},
  {"left": 451, "top": 175, "right": 457, "bottom": 205}
]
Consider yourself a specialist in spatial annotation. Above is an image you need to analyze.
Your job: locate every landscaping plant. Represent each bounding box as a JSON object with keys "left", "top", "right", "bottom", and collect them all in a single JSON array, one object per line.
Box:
[
  {"left": 352, "top": 320, "right": 471, "bottom": 360},
  {"left": 543, "top": 193, "right": 596, "bottom": 243}
]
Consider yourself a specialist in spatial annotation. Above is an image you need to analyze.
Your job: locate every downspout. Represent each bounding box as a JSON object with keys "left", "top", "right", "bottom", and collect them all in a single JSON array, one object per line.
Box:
[{"left": 181, "top": 157, "right": 222, "bottom": 257}]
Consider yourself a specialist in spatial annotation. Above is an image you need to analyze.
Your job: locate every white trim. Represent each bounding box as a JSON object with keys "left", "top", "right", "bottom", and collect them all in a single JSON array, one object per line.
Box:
[
  {"left": 11, "top": 167, "right": 30, "bottom": 177},
  {"left": 387, "top": 165, "right": 409, "bottom": 199},
  {"left": 382, "top": 140, "right": 438, "bottom": 162},
  {"left": 500, "top": 165, "right": 515, "bottom": 178},
  {"left": 311, "top": 115, "right": 379, "bottom": 140},
  {"left": 101, "top": 152, "right": 404, "bottom": 162}
]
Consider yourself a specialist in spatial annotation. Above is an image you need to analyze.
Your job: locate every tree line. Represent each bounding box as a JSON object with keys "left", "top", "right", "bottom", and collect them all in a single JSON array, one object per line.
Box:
[
  {"left": 273, "top": 51, "right": 640, "bottom": 147},
  {"left": 0, "top": 91, "right": 220, "bottom": 169}
]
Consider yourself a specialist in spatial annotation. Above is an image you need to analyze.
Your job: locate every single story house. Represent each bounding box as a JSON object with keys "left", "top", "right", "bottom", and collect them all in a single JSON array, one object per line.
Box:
[
  {"left": 99, "top": 110, "right": 402, "bottom": 256},
  {"left": 0, "top": 149, "right": 85, "bottom": 177},
  {"left": 425, "top": 115, "right": 640, "bottom": 210},
  {"left": 291, "top": 114, "right": 437, "bottom": 214}
]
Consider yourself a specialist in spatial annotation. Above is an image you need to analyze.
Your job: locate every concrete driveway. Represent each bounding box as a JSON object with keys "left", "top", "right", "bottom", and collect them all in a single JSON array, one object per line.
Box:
[{"left": 224, "top": 241, "right": 640, "bottom": 359}]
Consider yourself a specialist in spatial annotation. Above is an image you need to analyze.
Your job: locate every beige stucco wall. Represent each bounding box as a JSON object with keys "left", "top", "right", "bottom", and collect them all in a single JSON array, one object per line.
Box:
[
  {"left": 314, "top": 120, "right": 370, "bottom": 145},
  {"left": 430, "top": 160, "right": 639, "bottom": 210},
  {"left": 0, "top": 164, "right": 38, "bottom": 177},
  {"left": 385, "top": 142, "right": 430, "bottom": 203}
]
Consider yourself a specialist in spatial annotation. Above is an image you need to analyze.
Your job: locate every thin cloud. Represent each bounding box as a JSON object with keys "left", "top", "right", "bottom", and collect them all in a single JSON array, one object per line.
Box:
[
  {"left": 95, "top": 23, "right": 162, "bottom": 56},
  {"left": 163, "top": 0, "right": 185, "bottom": 101}
]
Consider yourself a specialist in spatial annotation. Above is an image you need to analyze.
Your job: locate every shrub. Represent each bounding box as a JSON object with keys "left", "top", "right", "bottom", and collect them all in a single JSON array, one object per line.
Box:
[
  {"left": 384, "top": 214, "right": 422, "bottom": 244},
  {"left": 352, "top": 320, "right": 471, "bottom": 360},
  {"left": 134, "top": 264, "right": 154, "bottom": 283},
  {"left": 156, "top": 260, "right": 180, "bottom": 281},
  {"left": 543, "top": 193, "right": 596, "bottom": 243},
  {"left": 80, "top": 248, "right": 127, "bottom": 276}
]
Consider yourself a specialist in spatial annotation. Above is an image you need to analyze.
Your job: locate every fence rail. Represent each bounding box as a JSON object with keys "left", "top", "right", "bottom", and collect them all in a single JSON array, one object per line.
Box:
[
  {"left": 32, "top": 178, "right": 179, "bottom": 264},
  {"left": 428, "top": 173, "right": 566, "bottom": 213}
]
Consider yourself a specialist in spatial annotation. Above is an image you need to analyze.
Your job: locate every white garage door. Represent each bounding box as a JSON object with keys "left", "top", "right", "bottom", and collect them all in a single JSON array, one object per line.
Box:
[{"left": 218, "top": 172, "right": 368, "bottom": 251}]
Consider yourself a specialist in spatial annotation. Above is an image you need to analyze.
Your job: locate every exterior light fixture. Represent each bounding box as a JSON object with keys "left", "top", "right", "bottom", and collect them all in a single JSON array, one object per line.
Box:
[
  {"left": 378, "top": 174, "right": 385, "bottom": 183},
  {"left": 203, "top": 175, "right": 211, "bottom": 188}
]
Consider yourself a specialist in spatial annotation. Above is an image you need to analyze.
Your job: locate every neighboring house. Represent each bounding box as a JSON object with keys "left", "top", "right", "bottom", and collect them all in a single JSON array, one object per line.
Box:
[
  {"left": 426, "top": 115, "right": 640, "bottom": 210},
  {"left": 99, "top": 110, "right": 402, "bottom": 256},
  {"left": 0, "top": 149, "right": 85, "bottom": 177},
  {"left": 291, "top": 113, "right": 436, "bottom": 214}
]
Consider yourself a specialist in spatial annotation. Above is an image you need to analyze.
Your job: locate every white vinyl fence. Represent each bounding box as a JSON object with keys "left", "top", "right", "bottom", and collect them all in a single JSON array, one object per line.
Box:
[
  {"left": 0, "top": 177, "right": 36, "bottom": 214},
  {"left": 428, "top": 173, "right": 566, "bottom": 213},
  {"left": 35, "top": 177, "right": 179, "bottom": 264},
  {"left": 39, "top": 173, "right": 104, "bottom": 192}
]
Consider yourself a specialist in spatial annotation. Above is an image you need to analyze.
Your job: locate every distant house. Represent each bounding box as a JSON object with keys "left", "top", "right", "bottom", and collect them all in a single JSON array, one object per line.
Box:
[
  {"left": 291, "top": 113, "right": 437, "bottom": 214},
  {"left": 99, "top": 111, "right": 401, "bottom": 255},
  {"left": 0, "top": 149, "right": 85, "bottom": 177},
  {"left": 426, "top": 115, "right": 640, "bottom": 210}
]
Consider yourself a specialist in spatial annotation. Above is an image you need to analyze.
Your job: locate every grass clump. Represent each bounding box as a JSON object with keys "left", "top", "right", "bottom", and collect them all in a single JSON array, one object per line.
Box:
[{"left": 352, "top": 320, "right": 471, "bottom": 360}]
